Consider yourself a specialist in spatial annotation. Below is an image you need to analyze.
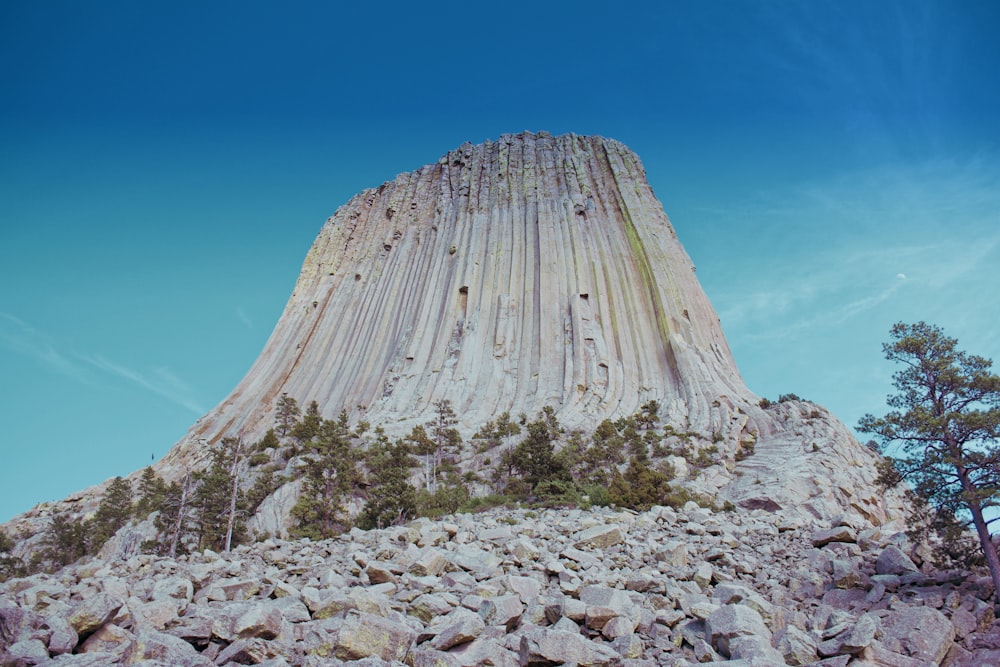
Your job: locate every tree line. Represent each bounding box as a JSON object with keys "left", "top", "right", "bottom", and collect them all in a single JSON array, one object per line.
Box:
[{"left": 2, "top": 393, "right": 730, "bottom": 579}]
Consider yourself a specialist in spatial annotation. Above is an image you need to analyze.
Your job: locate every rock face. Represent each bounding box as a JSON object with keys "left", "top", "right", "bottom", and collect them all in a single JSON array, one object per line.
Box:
[
  {"left": 171, "top": 131, "right": 751, "bottom": 458},
  {"left": 147, "top": 131, "right": 896, "bottom": 525},
  {"left": 2, "top": 504, "right": 997, "bottom": 666},
  {"left": 2, "top": 131, "right": 906, "bottom": 547}
]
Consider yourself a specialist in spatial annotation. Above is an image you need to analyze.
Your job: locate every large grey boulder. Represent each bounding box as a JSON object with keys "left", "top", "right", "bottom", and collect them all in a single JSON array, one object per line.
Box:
[
  {"left": 705, "top": 604, "right": 772, "bottom": 659},
  {"left": 875, "top": 545, "right": 920, "bottom": 575},
  {"left": 334, "top": 610, "right": 416, "bottom": 661},
  {"left": 518, "top": 626, "right": 622, "bottom": 667},
  {"left": 67, "top": 593, "right": 123, "bottom": 637},
  {"left": 879, "top": 606, "right": 955, "bottom": 664},
  {"left": 120, "top": 629, "right": 215, "bottom": 666}
]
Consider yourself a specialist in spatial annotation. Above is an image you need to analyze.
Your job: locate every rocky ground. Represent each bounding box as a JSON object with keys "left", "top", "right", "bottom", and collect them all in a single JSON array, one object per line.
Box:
[{"left": 2, "top": 503, "right": 999, "bottom": 667}]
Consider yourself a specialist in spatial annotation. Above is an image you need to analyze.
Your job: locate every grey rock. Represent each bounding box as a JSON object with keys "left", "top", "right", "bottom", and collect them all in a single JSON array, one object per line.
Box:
[
  {"left": 841, "top": 612, "right": 877, "bottom": 654},
  {"left": 120, "top": 629, "right": 215, "bottom": 666},
  {"left": 811, "top": 526, "right": 857, "bottom": 547},
  {"left": 335, "top": 610, "right": 416, "bottom": 661},
  {"left": 875, "top": 545, "right": 920, "bottom": 575},
  {"left": 518, "top": 626, "right": 622, "bottom": 667},
  {"left": 234, "top": 604, "right": 283, "bottom": 639},
  {"left": 776, "top": 625, "right": 818, "bottom": 666},
  {"left": 478, "top": 594, "right": 523, "bottom": 631},
  {"left": 705, "top": 604, "right": 772, "bottom": 659},
  {"left": 879, "top": 606, "right": 955, "bottom": 664},
  {"left": 430, "top": 608, "right": 485, "bottom": 650},
  {"left": 67, "top": 593, "right": 123, "bottom": 636},
  {"left": 3, "top": 638, "right": 49, "bottom": 667},
  {"left": 573, "top": 524, "right": 624, "bottom": 549}
]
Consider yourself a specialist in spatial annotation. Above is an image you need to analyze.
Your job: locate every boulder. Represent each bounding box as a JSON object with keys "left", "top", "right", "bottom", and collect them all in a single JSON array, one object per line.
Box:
[
  {"left": 67, "top": 593, "right": 123, "bottom": 636},
  {"left": 518, "top": 626, "right": 622, "bottom": 667},
  {"left": 705, "top": 604, "right": 772, "bottom": 658},
  {"left": 875, "top": 545, "right": 920, "bottom": 575},
  {"left": 335, "top": 610, "right": 416, "bottom": 661},
  {"left": 879, "top": 606, "right": 955, "bottom": 664}
]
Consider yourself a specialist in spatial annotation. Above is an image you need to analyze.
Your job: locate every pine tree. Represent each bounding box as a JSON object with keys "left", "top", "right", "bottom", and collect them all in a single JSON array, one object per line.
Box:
[
  {"left": 193, "top": 437, "right": 246, "bottom": 551},
  {"left": 92, "top": 476, "right": 134, "bottom": 548},
  {"left": 292, "top": 400, "right": 321, "bottom": 442},
  {"left": 275, "top": 393, "right": 301, "bottom": 438},
  {"left": 510, "top": 407, "right": 569, "bottom": 491},
  {"left": 41, "top": 512, "right": 89, "bottom": 568},
  {"left": 135, "top": 466, "right": 168, "bottom": 518},
  {"left": 407, "top": 424, "right": 437, "bottom": 492},
  {"left": 358, "top": 438, "right": 417, "bottom": 529},
  {"left": 859, "top": 322, "right": 1000, "bottom": 603},
  {"left": 290, "top": 412, "right": 357, "bottom": 539},
  {"left": 0, "top": 530, "right": 25, "bottom": 582},
  {"left": 156, "top": 473, "right": 196, "bottom": 557},
  {"left": 431, "top": 399, "right": 462, "bottom": 476}
]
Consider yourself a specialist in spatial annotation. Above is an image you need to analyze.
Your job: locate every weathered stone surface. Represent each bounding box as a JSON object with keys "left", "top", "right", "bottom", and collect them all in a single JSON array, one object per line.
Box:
[
  {"left": 875, "top": 545, "right": 920, "bottom": 575},
  {"left": 67, "top": 593, "right": 123, "bottom": 636},
  {"left": 429, "top": 608, "right": 485, "bottom": 650},
  {"left": 78, "top": 623, "right": 132, "bottom": 654},
  {"left": 120, "top": 629, "right": 215, "bottom": 666},
  {"left": 705, "top": 604, "right": 772, "bottom": 658},
  {"left": 518, "top": 626, "right": 622, "bottom": 666},
  {"left": 4, "top": 638, "right": 49, "bottom": 666},
  {"left": 478, "top": 594, "right": 524, "bottom": 631},
  {"left": 234, "top": 604, "right": 283, "bottom": 639},
  {"left": 811, "top": 526, "right": 857, "bottom": 547},
  {"left": 573, "top": 524, "right": 624, "bottom": 549},
  {"left": 880, "top": 606, "right": 955, "bottom": 664},
  {"left": 335, "top": 610, "right": 416, "bottom": 661},
  {"left": 45, "top": 613, "right": 77, "bottom": 655},
  {"left": 841, "top": 612, "right": 877, "bottom": 654}
]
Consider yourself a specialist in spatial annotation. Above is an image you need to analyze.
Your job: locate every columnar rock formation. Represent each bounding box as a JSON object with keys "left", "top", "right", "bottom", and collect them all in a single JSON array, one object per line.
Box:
[
  {"left": 175, "top": 131, "right": 749, "bottom": 453},
  {"left": 152, "top": 131, "right": 896, "bottom": 525}
]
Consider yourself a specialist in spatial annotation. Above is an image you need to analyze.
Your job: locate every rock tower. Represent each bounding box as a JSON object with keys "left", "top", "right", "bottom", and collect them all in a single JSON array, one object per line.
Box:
[{"left": 152, "top": 131, "right": 897, "bottom": 525}]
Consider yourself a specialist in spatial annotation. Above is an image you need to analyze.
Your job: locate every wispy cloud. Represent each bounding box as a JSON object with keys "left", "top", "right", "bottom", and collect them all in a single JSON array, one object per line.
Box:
[
  {"left": 0, "top": 312, "right": 91, "bottom": 382},
  {"left": 705, "top": 155, "right": 1000, "bottom": 347},
  {"left": 235, "top": 306, "right": 253, "bottom": 330},
  {"left": 79, "top": 353, "right": 206, "bottom": 415},
  {"left": 1, "top": 311, "right": 206, "bottom": 415}
]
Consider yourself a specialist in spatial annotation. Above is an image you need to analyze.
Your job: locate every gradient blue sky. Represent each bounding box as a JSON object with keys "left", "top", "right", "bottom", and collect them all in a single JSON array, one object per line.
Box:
[{"left": 2, "top": 1, "right": 999, "bottom": 522}]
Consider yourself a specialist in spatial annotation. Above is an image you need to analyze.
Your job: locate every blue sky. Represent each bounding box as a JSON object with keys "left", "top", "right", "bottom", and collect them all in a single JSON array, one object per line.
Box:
[{"left": 2, "top": 1, "right": 998, "bottom": 522}]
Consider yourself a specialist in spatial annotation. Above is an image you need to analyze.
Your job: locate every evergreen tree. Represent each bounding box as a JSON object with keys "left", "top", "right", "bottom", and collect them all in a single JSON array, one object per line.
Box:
[
  {"left": 290, "top": 412, "right": 357, "bottom": 539},
  {"left": 135, "top": 466, "right": 168, "bottom": 518},
  {"left": 275, "top": 393, "right": 301, "bottom": 438},
  {"left": 407, "top": 424, "right": 437, "bottom": 492},
  {"left": 510, "top": 407, "right": 569, "bottom": 491},
  {"left": 92, "top": 476, "right": 134, "bottom": 548},
  {"left": 156, "top": 474, "right": 196, "bottom": 557},
  {"left": 256, "top": 429, "right": 280, "bottom": 452},
  {"left": 41, "top": 512, "right": 89, "bottom": 568},
  {"left": 431, "top": 399, "right": 463, "bottom": 475},
  {"left": 608, "top": 456, "right": 675, "bottom": 511},
  {"left": 193, "top": 437, "right": 246, "bottom": 551},
  {"left": 357, "top": 438, "right": 417, "bottom": 529},
  {"left": 859, "top": 322, "right": 1000, "bottom": 603},
  {"left": 0, "top": 530, "right": 25, "bottom": 582},
  {"left": 292, "top": 400, "right": 322, "bottom": 442}
]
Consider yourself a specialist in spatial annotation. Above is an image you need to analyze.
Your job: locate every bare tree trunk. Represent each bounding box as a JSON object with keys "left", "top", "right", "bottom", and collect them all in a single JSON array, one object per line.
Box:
[
  {"left": 961, "top": 467, "right": 1000, "bottom": 606},
  {"left": 224, "top": 437, "right": 244, "bottom": 552},
  {"left": 169, "top": 474, "right": 191, "bottom": 559}
]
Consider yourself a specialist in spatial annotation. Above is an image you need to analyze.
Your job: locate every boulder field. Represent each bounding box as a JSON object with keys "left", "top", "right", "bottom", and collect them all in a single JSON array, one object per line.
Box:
[{"left": 3, "top": 503, "right": 997, "bottom": 666}]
